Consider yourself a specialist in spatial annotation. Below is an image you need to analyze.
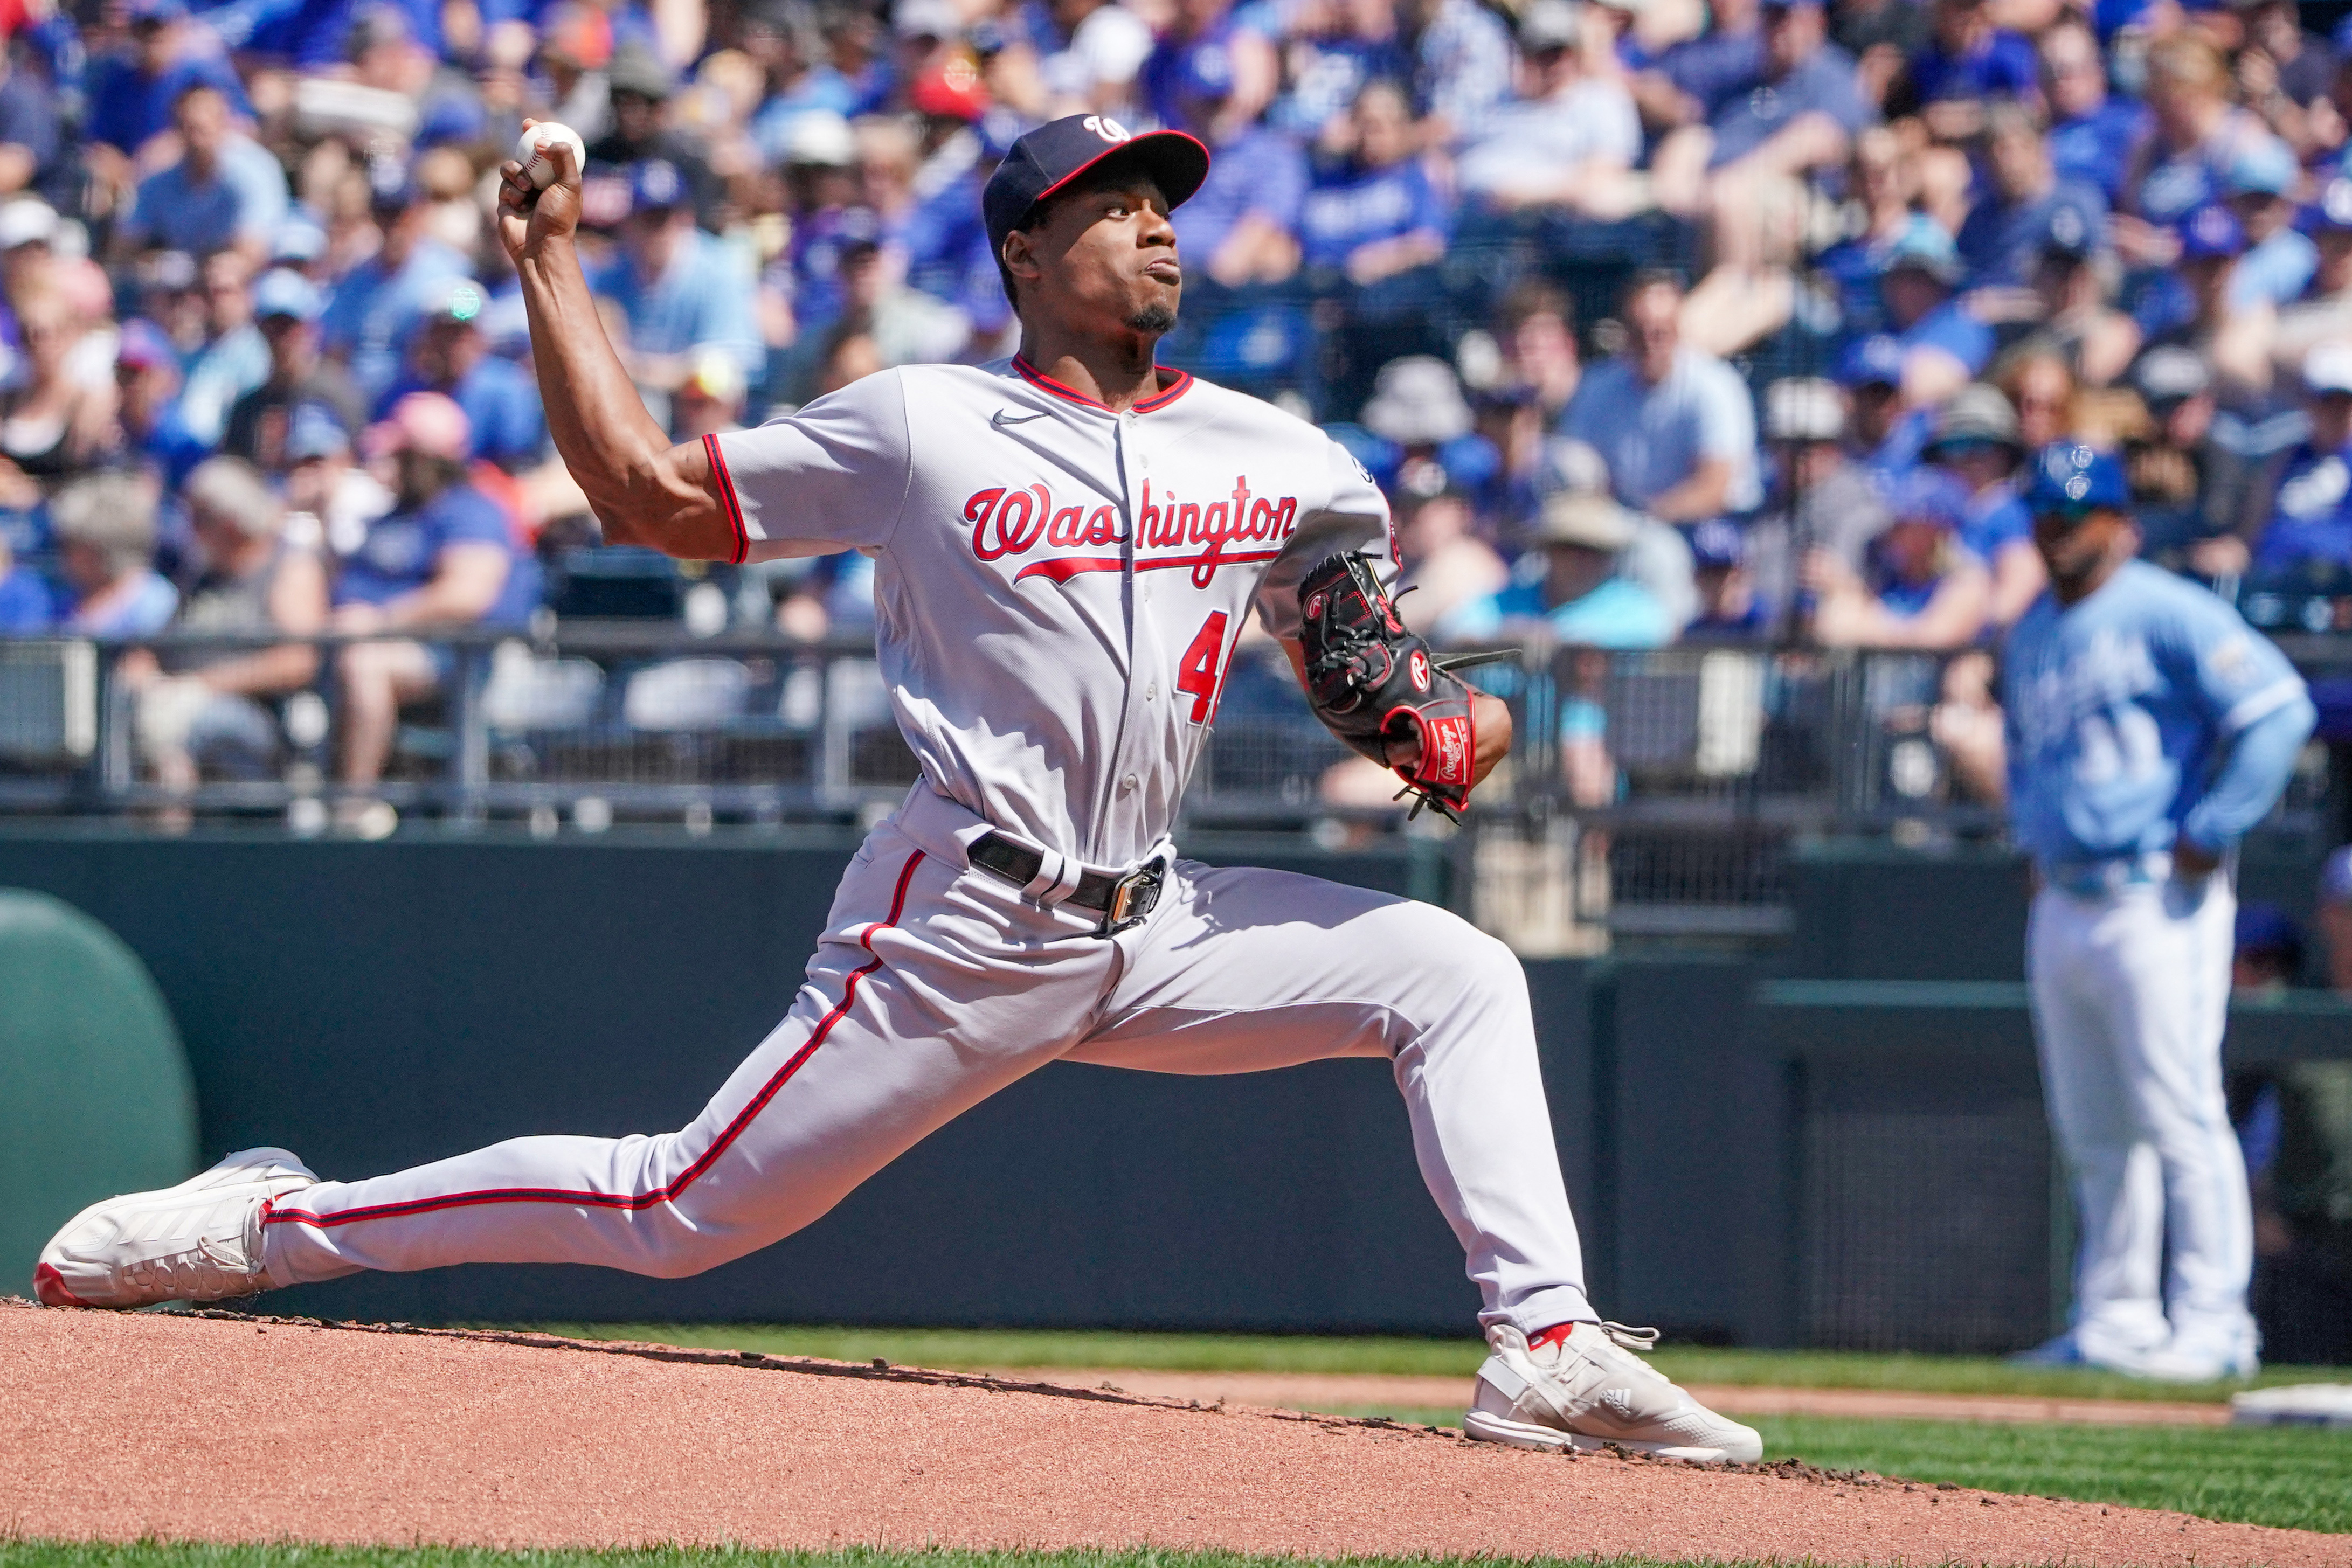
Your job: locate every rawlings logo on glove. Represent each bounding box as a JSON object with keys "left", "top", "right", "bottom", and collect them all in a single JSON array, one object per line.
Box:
[{"left": 1297, "top": 552, "right": 1488, "bottom": 820}]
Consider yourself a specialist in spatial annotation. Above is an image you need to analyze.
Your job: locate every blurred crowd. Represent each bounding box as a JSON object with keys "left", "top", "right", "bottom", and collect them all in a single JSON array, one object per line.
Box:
[{"left": 0, "top": 0, "right": 2349, "bottom": 802}]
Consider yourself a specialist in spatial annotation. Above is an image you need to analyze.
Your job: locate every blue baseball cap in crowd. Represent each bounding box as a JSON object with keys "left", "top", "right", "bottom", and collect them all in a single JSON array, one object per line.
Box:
[
  {"left": 253, "top": 268, "right": 324, "bottom": 323},
  {"left": 1689, "top": 518, "right": 1746, "bottom": 569},
  {"left": 284, "top": 402, "right": 351, "bottom": 462},
  {"left": 271, "top": 212, "right": 327, "bottom": 265},
  {"left": 2302, "top": 176, "right": 2352, "bottom": 234},
  {"left": 2224, "top": 136, "right": 2298, "bottom": 199},
  {"left": 628, "top": 158, "right": 690, "bottom": 215},
  {"left": 981, "top": 113, "right": 1210, "bottom": 262},
  {"left": 366, "top": 155, "right": 421, "bottom": 214},
  {"left": 2036, "top": 198, "right": 2100, "bottom": 262},
  {"left": 2024, "top": 441, "right": 2130, "bottom": 516},
  {"left": 1883, "top": 222, "right": 1964, "bottom": 287},
  {"left": 1885, "top": 467, "right": 1971, "bottom": 531},
  {"left": 1835, "top": 332, "right": 1906, "bottom": 390},
  {"left": 2178, "top": 203, "right": 2245, "bottom": 260}
]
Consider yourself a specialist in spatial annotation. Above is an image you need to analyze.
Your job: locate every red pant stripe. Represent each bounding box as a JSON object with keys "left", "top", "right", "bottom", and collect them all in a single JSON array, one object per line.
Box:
[{"left": 264, "top": 848, "right": 929, "bottom": 1231}]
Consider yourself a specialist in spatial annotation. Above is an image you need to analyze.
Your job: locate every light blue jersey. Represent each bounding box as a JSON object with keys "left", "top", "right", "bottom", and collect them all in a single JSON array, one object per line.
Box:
[{"left": 2002, "top": 561, "right": 2312, "bottom": 871}]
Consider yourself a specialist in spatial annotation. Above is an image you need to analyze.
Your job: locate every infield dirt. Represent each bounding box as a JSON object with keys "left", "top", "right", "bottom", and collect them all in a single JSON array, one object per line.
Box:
[{"left": 2, "top": 1300, "right": 2344, "bottom": 1566}]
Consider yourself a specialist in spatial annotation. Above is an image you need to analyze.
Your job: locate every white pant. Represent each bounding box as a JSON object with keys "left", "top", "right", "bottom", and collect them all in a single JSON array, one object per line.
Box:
[
  {"left": 262, "top": 789, "right": 1595, "bottom": 1335},
  {"left": 2028, "top": 874, "right": 2253, "bottom": 1355}
]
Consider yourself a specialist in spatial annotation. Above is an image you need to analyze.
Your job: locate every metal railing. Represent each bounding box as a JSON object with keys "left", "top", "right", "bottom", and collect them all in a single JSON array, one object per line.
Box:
[{"left": 2, "top": 627, "right": 2343, "bottom": 943}]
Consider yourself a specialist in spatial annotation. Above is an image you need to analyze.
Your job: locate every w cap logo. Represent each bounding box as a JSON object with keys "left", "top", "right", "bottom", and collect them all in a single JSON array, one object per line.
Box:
[{"left": 1082, "top": 116, "right": 1131, "bottom": 143}]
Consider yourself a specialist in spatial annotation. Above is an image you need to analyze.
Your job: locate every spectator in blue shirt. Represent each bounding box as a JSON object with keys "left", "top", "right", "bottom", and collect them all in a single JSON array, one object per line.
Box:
[
  {"left": 2254, "top": 342, "right": 2352, "bottom": 580},
  {"left": 1874, "top": 224, "right": 1993, "bottom": 406},
  {"left": 1161, "top": 33, "right": 1309, "bottom": 288},
  {"left": 52, "top": 473, "right": 178, "bottom": 636},
  {"left": 1899, "top": 0, "right": 2035, "bottom": 138},
  {"left": 1806, "top": 466, "right": 1990, "bottom": 648},
  {"left": 85, "top": 0, "right": 249, "bottom": 158},
  {"left": 1401, "top": 0, "right": 1516, "bottom": 145},
  {"left": 0, "top": 526, "right": 47, "bottom": 630},
  {"left": 1435, "top": 489, "right": 1673, "bottom": 649},
  {"left": 375, "top": 278, "right": 546, "bottom": 473},
  {"left": 2039, "top": 18, "right": 2151, "bottom": 208},
  {"left": 1924, "top": 382, "right": 2044, "bottom": 626},
  {"left": 114, "top": 83, "right": 288, "bottom": 265},
  {"left": 2225, "top": 137, "right": 2317, "bottom": 310},
  {"left": 0, "top": 47, "right": 66, "bottom": 211},
  {"left": 1560, "top": 270, "right": 1762, "bottom": 524},
  {"left": 1636, "top": 0, "right": 1761, "bottom": 132},
  {"left": 1838, "top": 331, "right": 1931, "bottom": 481},
  {"left": 333, "top": 392, "right": 531, "bottom": 802},
  {"left": 320, "top": 162, "right": 472, "bottom": 404},
  {"left": 592, "top": 158, "right": 766, "bottom": 392},
  {"left": 2117, "top": 36, "right": 2282, "bottom": 269},
  {"left": 1299, "top": 80, "right": 1450, "bottom": 283},
  {"left": 1956, "top": 103, "right": 2107, "bottom": 288},
  {"left": 1457, "top": 0, "right": 1642, "bottom": 217},
  {"left": 744, "top": 0, "right": 857, "bottom": 156},
  {"left": 1702, "top": 0, "right": 1871, "bottom": 170}
]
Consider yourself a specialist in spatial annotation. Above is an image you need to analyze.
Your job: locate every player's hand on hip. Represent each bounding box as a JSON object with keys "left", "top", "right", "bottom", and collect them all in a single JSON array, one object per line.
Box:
[{"left": 497, "top": 120, "right": 583, "bottom": 267}]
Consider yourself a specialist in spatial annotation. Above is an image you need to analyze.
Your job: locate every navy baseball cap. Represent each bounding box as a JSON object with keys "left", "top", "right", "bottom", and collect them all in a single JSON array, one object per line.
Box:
[
  {"left": 2024, "top": 441, "right": 2129, "bottom": 515},
  {"left": 981, "top": 114, "right": 1210, "bottom": 263},
  {"left": 628, "top": 158, "right": 689, "bottom": 215},
  {"left": 2178, "top": 203, "right": 2245, "bottom": 261}
]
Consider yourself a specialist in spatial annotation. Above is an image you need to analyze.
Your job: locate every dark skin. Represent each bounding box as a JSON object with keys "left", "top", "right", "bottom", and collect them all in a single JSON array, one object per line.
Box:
[
  {"left": 2032, "top": 504, "right": 2219, "bottom": 877},
  {"left": 497, "top": 128, "right": 1510, "bottom": 789}
]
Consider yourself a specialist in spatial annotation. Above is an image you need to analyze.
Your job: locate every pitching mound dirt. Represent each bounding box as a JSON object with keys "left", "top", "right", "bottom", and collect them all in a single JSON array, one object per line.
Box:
[{"left": 1, "top": 1301, "right": 2341, "bottom": 1566}]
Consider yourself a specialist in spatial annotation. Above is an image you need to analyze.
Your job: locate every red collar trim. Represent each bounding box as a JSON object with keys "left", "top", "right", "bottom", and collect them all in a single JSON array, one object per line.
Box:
[{"left": 1012, "top": 356, "right": 1194, "bottom": 414}]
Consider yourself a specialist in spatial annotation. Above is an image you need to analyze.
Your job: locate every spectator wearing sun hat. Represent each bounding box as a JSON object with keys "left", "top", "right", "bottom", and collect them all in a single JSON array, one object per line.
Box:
[
  {"left": 1746, "top": 374, "right": 1893, "bottom": 634},
  {"left": 1437, "top": 489, "right": 1675, "bottom": 650},
  {"left": 1924, "top": 382, "right": 2042, "bottom": 627},
  {"left": 590, "top": 43, "right": 727, "bottom": 234},
  {"left": 1805, "top": 466, "right": 1989, "bottom": 649},
  {"left": 374, "top": 277, "right": 545, "bottom": 474}
]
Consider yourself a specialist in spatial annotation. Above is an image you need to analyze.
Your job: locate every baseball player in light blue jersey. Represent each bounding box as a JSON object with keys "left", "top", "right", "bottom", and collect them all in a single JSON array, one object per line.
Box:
[{"left": 2004, "top": 443, "right": 2317, "bottom": 1380}]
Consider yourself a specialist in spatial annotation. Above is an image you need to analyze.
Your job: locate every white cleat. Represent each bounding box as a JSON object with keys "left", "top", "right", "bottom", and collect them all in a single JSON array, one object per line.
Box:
[
  {"left": 33, "top": 1147, "right": 318, "bottom": 1309},
  {"left": 1463, "top": 1321, "right": 1763, "bottom": 1463}
]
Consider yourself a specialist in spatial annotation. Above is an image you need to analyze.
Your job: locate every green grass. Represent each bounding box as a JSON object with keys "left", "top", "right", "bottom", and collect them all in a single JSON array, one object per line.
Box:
[
  {"left": 505, "top": 1324, "right": 2342, "bottom": 1404},
  {"left": 0, "top": 1549, "right": 1768, "bottom": 1568},
  {"left": 1338, "top": 1408, "right": 2352, "bottom": 1536}
]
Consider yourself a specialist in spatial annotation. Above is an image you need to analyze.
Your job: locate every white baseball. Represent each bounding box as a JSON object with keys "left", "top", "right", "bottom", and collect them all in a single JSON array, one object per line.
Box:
[{"left": 515, "top": 123, "right": 586, "bottom": 190}]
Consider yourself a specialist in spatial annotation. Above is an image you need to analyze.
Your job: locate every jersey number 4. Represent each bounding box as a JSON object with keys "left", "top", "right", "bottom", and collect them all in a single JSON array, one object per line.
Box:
[{"left": 1177, "top": 611, "right": 1234, "bottom": 725}]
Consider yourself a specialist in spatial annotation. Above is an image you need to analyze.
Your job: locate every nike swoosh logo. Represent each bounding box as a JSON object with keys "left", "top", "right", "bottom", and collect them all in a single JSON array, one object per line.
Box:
[{"left": 991, "top": 409, "right": 1048, "bottom": 429}]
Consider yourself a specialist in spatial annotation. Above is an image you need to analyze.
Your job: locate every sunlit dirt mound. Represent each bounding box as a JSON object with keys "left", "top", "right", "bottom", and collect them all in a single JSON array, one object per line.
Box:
[{"left": 1, "top": 1301, "right": 2341, "bottom": 1566}]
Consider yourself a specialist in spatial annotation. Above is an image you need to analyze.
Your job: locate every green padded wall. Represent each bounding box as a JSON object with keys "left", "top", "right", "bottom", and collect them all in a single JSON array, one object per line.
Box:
[{"left": 0, "top": 889, "right": 197, "bottom": 1290}]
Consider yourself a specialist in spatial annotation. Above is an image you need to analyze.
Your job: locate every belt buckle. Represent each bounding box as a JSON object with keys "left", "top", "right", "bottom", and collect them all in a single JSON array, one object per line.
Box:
[{"left": 1095, "top": 856, "right": 1166, "bottom": 939}]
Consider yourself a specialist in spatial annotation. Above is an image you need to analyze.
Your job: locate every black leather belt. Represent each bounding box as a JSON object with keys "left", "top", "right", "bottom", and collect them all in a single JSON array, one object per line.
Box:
[{"left": 967, "top": 832, "right": 1166, "bottom": 936}]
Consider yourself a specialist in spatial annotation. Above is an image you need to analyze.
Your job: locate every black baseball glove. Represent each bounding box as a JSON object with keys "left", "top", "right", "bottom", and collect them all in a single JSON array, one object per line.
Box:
[{"left": 1297, "top": 552, "right": 1493, "bottom": 820}]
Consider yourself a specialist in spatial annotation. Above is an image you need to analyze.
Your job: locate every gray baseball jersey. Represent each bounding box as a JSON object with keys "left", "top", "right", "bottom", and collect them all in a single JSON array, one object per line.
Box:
[{"left": 702, "top": 357, "right": 1393, "bottom": 868}]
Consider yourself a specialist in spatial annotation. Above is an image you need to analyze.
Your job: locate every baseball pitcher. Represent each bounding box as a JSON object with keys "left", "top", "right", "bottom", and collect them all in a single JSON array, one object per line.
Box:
[
  {"left": 36, "top": 115, "right": 1759, "bottom": 1461},
  {"left": 2005, "top": 444, "right": 2316, "bottom": 1380}
]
